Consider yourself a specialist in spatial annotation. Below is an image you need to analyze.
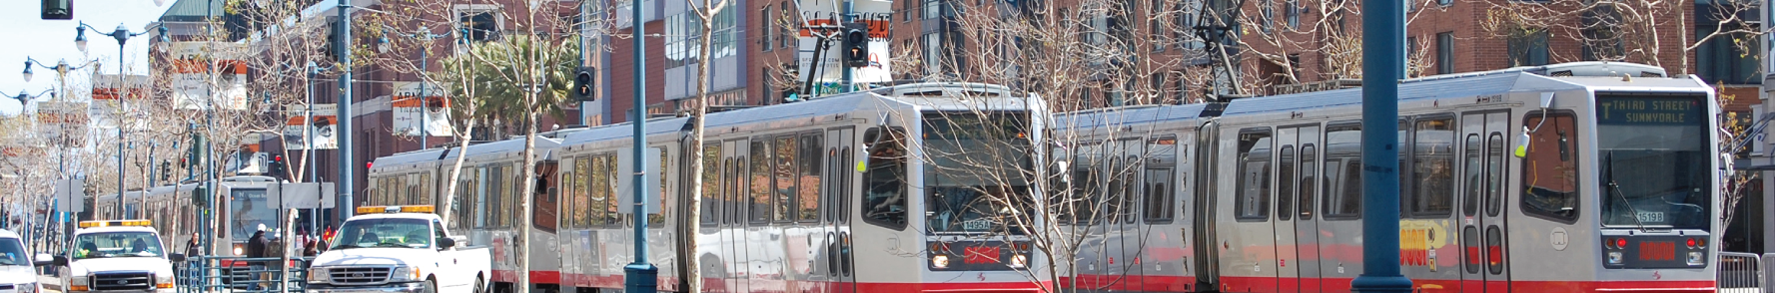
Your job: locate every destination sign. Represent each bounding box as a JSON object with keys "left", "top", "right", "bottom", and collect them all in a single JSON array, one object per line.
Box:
[{"left": 1596, "top": 96, "right": 1703, "bottom": 125}]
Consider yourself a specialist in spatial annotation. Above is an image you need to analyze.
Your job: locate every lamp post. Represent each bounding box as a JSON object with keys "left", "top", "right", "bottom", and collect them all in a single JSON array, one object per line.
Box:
[
  {"left": 377, "top": 27, "right": 451, "bottom": 150},
  {"left": 76, "top": 21, "right": 169, "bottom": 218}
]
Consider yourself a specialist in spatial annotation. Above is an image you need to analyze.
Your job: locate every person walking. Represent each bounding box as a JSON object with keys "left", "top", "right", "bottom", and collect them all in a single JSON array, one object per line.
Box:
[{"left": 247, "top": 224, "right": 268, "bottom": 291}]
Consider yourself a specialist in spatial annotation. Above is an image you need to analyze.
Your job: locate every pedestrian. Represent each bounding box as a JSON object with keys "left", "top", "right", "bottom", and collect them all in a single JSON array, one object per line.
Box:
[
  {"left": 247, "top": 224, "right": 268, "bottom": 290},
  {"left": 183, "top": 232, "right": 200, "bottom": 286}
]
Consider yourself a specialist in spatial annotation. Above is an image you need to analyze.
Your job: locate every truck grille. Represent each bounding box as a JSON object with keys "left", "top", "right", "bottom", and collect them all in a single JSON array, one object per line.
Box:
[
  {"left": 327, "top": 267, "right": 392, "bottom": 284},
  {"left": 92, "top": 272, "right": 153, "bottom": 290}
]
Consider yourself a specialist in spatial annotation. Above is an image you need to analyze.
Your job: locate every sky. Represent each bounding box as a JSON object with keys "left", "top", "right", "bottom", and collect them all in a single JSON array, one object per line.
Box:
[{"left": 0, "top": 0, "right": 174, "bottom": 116}]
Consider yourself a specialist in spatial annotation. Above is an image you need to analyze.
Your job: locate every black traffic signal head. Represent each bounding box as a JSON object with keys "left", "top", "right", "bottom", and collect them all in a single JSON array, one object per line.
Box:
[
  {"left": 41, "top": 0, "right": 72, "bottom": 20},
  {"left": 572, "top": 67, "right": 595, "bottom": 102},
  {"left": 842, "top": 23, "right": 870, "bottom": 68}
]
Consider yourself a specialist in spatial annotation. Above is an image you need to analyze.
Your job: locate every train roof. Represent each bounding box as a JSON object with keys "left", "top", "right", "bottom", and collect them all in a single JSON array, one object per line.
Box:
[
  {"left": 1054, "top": 103, "right": 1211, "bottom": 130},
  {"left": 1221, "top": 70, "right": 1707, "bottom": 116},
  {"left": 439, "top": 136, "right": 563, "bottom": 160},
  {"left": 371, "top": 148, "right": 453, "bottom": 169},
  {"left": 563, "top": 91, "right": 901, "bottom": 146}
]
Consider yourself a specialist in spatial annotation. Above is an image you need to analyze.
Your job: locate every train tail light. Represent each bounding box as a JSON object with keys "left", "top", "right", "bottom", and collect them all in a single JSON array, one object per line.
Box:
[
  {"left": 1686, "top": 238, "right": 1696, "bottom": 248},
  {"left": 1696, "top": 238, "right": 1706, "bottom": 248},
  {"left": 1615, "top": 238, "right": 1627, "bottom": 249}
]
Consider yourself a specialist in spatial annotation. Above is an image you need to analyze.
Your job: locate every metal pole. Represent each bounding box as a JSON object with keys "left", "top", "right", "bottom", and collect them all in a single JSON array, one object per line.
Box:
[
  {"left": 115, "top": 41, "right": 128, "bottom": 219},
  {"left": 840, "top": 0, "right": 853, "bottom": 92},
  {"left": 336, "top": 0, "right": 356, "bottom": 224},
  {"left": 419, "top": 48, "right": 427, "bottom": 149},
  {"left": 622, "top": 0, "right": 657, "bottom": 290},
  {"left": 307, "top": 64, "right": 319, "bottom": 241},
  {"left": 1349, "top": 0, "right": 1411, "bottom": 290}
]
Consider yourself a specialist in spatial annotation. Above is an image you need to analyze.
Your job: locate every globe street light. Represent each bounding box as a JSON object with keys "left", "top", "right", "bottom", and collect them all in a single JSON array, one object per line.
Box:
[{"left": 75, "top": 21, "right": 170, "bottom": 217}]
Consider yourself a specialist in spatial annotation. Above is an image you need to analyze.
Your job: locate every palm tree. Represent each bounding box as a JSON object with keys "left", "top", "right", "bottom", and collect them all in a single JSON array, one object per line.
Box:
[{"left": 441, "top": 33, "right": 579, "bottom": 136}]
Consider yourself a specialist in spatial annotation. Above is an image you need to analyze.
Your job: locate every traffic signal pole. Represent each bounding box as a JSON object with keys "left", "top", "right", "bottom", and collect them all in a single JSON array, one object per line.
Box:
[
  {"left": 1350, "top": 0, "right": 1412, "bottom": 289},
  {"left": 621, "top": 0, "right": 658, "bottom": 290}
]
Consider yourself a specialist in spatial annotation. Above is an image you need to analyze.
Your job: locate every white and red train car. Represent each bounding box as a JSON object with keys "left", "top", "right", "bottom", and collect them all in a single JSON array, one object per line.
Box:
[
  {"left": 1051, "top": 62, "right": 1722, "bottom": 293},
  {"left": 370, "top": 82, "right": 1051, "bottom": 293}
]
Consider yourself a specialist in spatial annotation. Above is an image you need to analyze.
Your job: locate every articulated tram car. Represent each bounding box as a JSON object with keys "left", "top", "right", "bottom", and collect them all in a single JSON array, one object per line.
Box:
[
  {"left": 1053, "top": 62, "right": 1721, "bottom": 293},
  {"left": 367, "top": 82, "right": 1049, "bottom": 293},
  {"left": 106, "top": 175, "right": 287, "bottom": 259}
]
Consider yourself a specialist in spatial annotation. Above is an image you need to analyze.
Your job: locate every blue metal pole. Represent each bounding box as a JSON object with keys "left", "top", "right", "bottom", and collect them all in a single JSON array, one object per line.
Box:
[
  {"left": 1350, "top": 0, "right": 1412, "bottom": 290},
  {"left": 336, "top": 0, "right": 356, "bottom": 224},
  {"left": 622, "top": 0, "right": 658, "bottom": 291}
]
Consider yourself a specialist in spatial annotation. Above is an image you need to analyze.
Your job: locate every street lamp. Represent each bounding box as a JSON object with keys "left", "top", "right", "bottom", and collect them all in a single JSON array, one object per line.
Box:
[
  {"left": 378, "top": 26, "right": 453, "bottom": 150},
  {"left": 11, "top": 89, "right": 55, "bottom": 107},
  {"left": 75, "top": 21, "right": 170, "bottom": 217}
]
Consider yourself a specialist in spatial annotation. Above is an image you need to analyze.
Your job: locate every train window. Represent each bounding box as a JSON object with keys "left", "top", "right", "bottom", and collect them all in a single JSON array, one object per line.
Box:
[
  {"left": 1520, "top": 112, "right": 1578, "bottom": 222},
  {"left": 1072, "top": 144, "right": 1105, "bottom": 224},
  {"left": 1463, "top": 134, "right": 1483, "bottom": 217},
  {"left": 751, "top": 140, "right": 774, "bottom": 224},
  {"left": 1107, "top": 157, "right": 1130, "bottom": 223},
  {"left": 653, "top": 148, "right": 670, "bottom": 226},
  {"left": 1143, "top": 137, "right": 1177, "bottom": 224},
  {"left": 861, "top": 127, "right": 908, "bottom": 230},
  {"left": 602, "top": 156, "right": 621, "bottom": 226},
  {"left": 825, "top": 147, "right": 839, "bottom": 223},
  {"left": 775, "top": 137, "right": 798, "bottom": 223},
  {"left": 1048, "top": 147, "right": 1073, "bottom": 224},
  {"left": 799, "top": 134, "right": 823, "bottom": 223},
  {"left": 589, "top": 155, "right": 612, "bottom": 226},
  {"left": 1276, "top": 145, "right": 1296, "bottom": 221},
  {"left": 1486, "top": 133, "right": 1505, "bottom": 217},
  {"left": 725, "top": 158, "right": 739, "bottom": 224},
  {"left": 1412, "top": 117, "right": 1455, "bottom": 217},
  {"left": 488, "top": 166, "right": 506, "bottom": 227},
  {"left": 1298, "top": 144, "right": 1316, "bottom": 220},
  {"left": 840, "top": 146, "right": 853, "bottom": 223},
  {"left": 1235, "top": 129, "right": 1272, "bottom": 221},
  {"left": 702, "top": 145, "right": 721, "bottom": 225}
]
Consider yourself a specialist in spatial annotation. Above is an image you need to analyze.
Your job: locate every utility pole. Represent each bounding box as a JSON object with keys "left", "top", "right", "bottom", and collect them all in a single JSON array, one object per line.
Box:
[
  {"left": 335, "top": 0, "right": 356, "bottom": 225},
  {"left": 622, "top": 0, "right": 657, "bottom": 291},
  {"left": 1349, "top": 0, "right": 1411, "bottom": 290}
]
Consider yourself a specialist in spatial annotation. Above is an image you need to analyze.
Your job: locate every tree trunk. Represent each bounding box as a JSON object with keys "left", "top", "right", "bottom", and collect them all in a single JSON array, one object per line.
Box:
[
  {"left": 438, "top": 120, "right": 477, "bottom": 229},
  {"left": 678, "top": 2, "right": 718, "bottom": 291},
  {"left": 518, "top": 94, "right": 539, "bottom": 293}
]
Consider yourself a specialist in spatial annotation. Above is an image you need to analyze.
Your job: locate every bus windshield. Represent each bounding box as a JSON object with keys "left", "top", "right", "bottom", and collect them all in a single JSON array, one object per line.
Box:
[
  {"left": 230, "top": 188, "right": 277, "bottom": 240},
  {"left": 73, "top": 232, "right": 164, "bottom": 259},
  {"left": 1595, "top": 95, "right": 1711, "bottom": 230},
  {"left": 922, "top": 112, "right": 1036, "bottom": 234}
]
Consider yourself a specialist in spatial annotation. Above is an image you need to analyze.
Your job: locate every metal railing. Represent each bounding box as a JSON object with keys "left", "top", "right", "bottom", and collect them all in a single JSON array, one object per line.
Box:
[
  {"left": 177, "top": 256, "right": 311, "bottom": 293},
  {"left": 1719, "top": 252, "right": 1764, "bottom": 292}
]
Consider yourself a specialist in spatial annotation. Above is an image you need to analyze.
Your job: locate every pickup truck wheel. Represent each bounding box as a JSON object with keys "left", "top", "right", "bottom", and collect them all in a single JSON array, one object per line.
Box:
[
  {"left": 474, "top": 277, "right": 487, "bottom": 293},
  {"left": 423, "top": 279, "right": 438, "bottom": 293}
]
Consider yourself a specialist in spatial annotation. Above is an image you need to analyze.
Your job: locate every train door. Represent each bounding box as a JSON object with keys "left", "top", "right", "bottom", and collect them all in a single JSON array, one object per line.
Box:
[
  {"left": 1192, "top": 122, "right": 1220, "bottom": 291},
  {"left": 722, "top": 139, "right": 749, "bottom": 293},
  {"left": 1292, "top": 125, "right": 1324, "bottom": 292},
  {"left": 1457, "top": 112, "right": 1511, "bottom": 293},
  {"left": 1113, "top": 138, "right": 1145, "bottom": 292},
  {"left": 1141, "top": 136, "right": 1182, "bottom": 292},
  {"left": 1228, "top": 127, "right": 1277, "bottom": 293},
  {"left": 823, "top": 127, "right": 857, "bottom": 293},
  {"left": 1274, "top": 127, "right": 1301, "bottom": 293}
]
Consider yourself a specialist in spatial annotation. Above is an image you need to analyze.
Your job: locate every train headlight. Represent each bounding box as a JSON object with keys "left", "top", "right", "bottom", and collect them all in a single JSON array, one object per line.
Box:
[
  {"left": 1607, "top": 252, "right": 1623, "bottom": 264},
  {"left": 1687, "top": 252, "right": 1704, "bottom": 266},
  {"left": 1009, "top": 254, "right": 1027, "bottom": 268},
  {"left": 233, "top": 245, "right": 244, "bottom": 256},
  {"left": 931, "top": 255, "right": 950, "bottom": 269}
]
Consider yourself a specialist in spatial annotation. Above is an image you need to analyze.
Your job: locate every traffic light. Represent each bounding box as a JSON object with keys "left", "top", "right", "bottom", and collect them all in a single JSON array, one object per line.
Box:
[
  {"left": 191, "top": 185, "right": 209, "bottom": 207},
  {"left": 268, "top": 155, "right": 286, "bottom": 177},
  {"left": 572, "top": 67, "right": 596, "bottom": 102},
  {"left": 160, "top": 160, "right": 171, "bottom": 182},
  {"left": 41, "top": 0, "right": 72, "bottom": 20},
  {"left": 321, "top": 21, "right": 340, "bottom": 59},
  {"left": 842, "top": 22, "right": 870, "bottom": 68}
]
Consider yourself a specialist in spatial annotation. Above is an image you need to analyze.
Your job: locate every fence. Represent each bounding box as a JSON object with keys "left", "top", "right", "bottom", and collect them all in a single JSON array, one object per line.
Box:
[
  {"left": 177, "top": 256, "right": 310, "bottom": 293},
  {"left": 1720, "top": 252, "right": 1764, "bottom": 293}
]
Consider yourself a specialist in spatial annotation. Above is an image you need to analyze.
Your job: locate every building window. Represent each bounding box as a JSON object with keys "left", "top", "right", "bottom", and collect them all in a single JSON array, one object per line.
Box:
[
  {"left": 459, "top": 10, "right": 498, "bottom": 42},
  {"left": 1437, "top": 32, "right": 1453, "bottom": 74},
  {"left": 781, "top": 3, "right": 793, "bottom": 49},
  {"left": 762, "top": 4, "right": 773, "bottom": 52},
  {"left": 924, "top": 0, "right": 943, "bottom": 19},
  {"left": 923, "top": 32, "right": 944, "bottom": 74},
  {"left": 1439, "top": 0, "right": 1452, "bottom": 6},
  {"left": 1260, "top": 0, "right": 1274, "bottom": 32},
  {"left": 666, "top": 8, "right": 738, "bottom": 68},
  {"left": 1507, "top": 28, "right": 1548, "bottom": 66},
  {"left": 1406, "top": 0, "right": 1416, "bottom": 12},
  {"left": 1285, "top": 0, "right": 1299, "bottom": 30},
  {"left": 1581, "top": 5, "right": 1623, "bottom": 61},
  {"left": 1176, "top": 0, "right": 1203, "bottom": 49},
  {"left": 1696, "top": 2, "right": 1759, "bottom": 84}
]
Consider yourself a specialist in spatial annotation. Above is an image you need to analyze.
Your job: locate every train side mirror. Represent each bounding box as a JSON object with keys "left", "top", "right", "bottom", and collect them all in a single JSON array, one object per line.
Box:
[
  {"left": 32, "top": 254, "right": 51, "bottom": 266},
  {"left": 1539, "top": 92, "right": 1555, "bottom": 109}
]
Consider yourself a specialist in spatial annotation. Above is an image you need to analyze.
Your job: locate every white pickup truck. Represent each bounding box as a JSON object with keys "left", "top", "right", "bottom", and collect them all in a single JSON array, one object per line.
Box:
[
  {"left": 306, "top": 206, "right": 490, "bottom": 293},
  {"left": 44, "top": 220, "right": 182, "bottom": 293}
]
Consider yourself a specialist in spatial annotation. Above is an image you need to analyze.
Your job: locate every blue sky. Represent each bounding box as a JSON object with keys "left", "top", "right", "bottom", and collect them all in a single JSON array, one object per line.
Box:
[{"left": 0, "top": 0, "right": 174, "bottom": 116}]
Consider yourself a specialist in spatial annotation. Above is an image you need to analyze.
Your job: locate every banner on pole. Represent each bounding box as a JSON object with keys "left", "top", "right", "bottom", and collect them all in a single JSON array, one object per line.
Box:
[
  {"left": 391, "top": 82, "right": 453, "bottom": 137},
  {"left": 169, "top": 42, "right": 249, "bottom": 111},
  {"left": 283, "top": 104, "right": 338, "bottom": 150}
]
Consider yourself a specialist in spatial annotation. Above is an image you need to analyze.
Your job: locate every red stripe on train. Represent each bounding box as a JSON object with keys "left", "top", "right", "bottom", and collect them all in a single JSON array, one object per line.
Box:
[
  {"left": 526, "top": 274, "right": 1046, "bottom": 293},
  {"left": 1216, "top": 276, "right": 1714, "bottom": 293}
]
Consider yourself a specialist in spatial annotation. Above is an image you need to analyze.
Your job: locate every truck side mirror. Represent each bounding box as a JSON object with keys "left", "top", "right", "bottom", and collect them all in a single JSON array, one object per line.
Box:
[
  {"left": 437, "top": 237, "right": 456, "bottom": 250},
  {"left": 168, "top": 253, "right": 186, "bottom": 262},
  {"left": 51, "top": 256, "right": 67, "bottom": 267},
  {"left": 32, "top": 254, "right": 52, "bottom": 266}
]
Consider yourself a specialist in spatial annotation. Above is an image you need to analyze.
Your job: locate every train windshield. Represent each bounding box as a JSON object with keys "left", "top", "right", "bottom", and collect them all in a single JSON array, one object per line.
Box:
[
  {"left": 1595, "top": 95, "right": 1711, "bottom": 230},
  {"left": 230, "top": 188, "right": 277, "bottom": 240},
  {"left": 72, "top": 232, "right": 164, "bottom": 259},
  {"left": 922, "top": 112, "right": 1036, "bottom": 234}
]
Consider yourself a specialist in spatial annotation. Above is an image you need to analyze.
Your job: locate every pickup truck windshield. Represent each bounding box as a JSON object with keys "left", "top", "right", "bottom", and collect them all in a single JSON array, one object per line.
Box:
[
  {"left": 73, "top": 232, "right": 164, "bottom": 259},
  {"left": 0, "top": 238, "right": 26, "bottom": 266},
  {"left": 331, "top": 218, "right": 433, "bottom": 250}
]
